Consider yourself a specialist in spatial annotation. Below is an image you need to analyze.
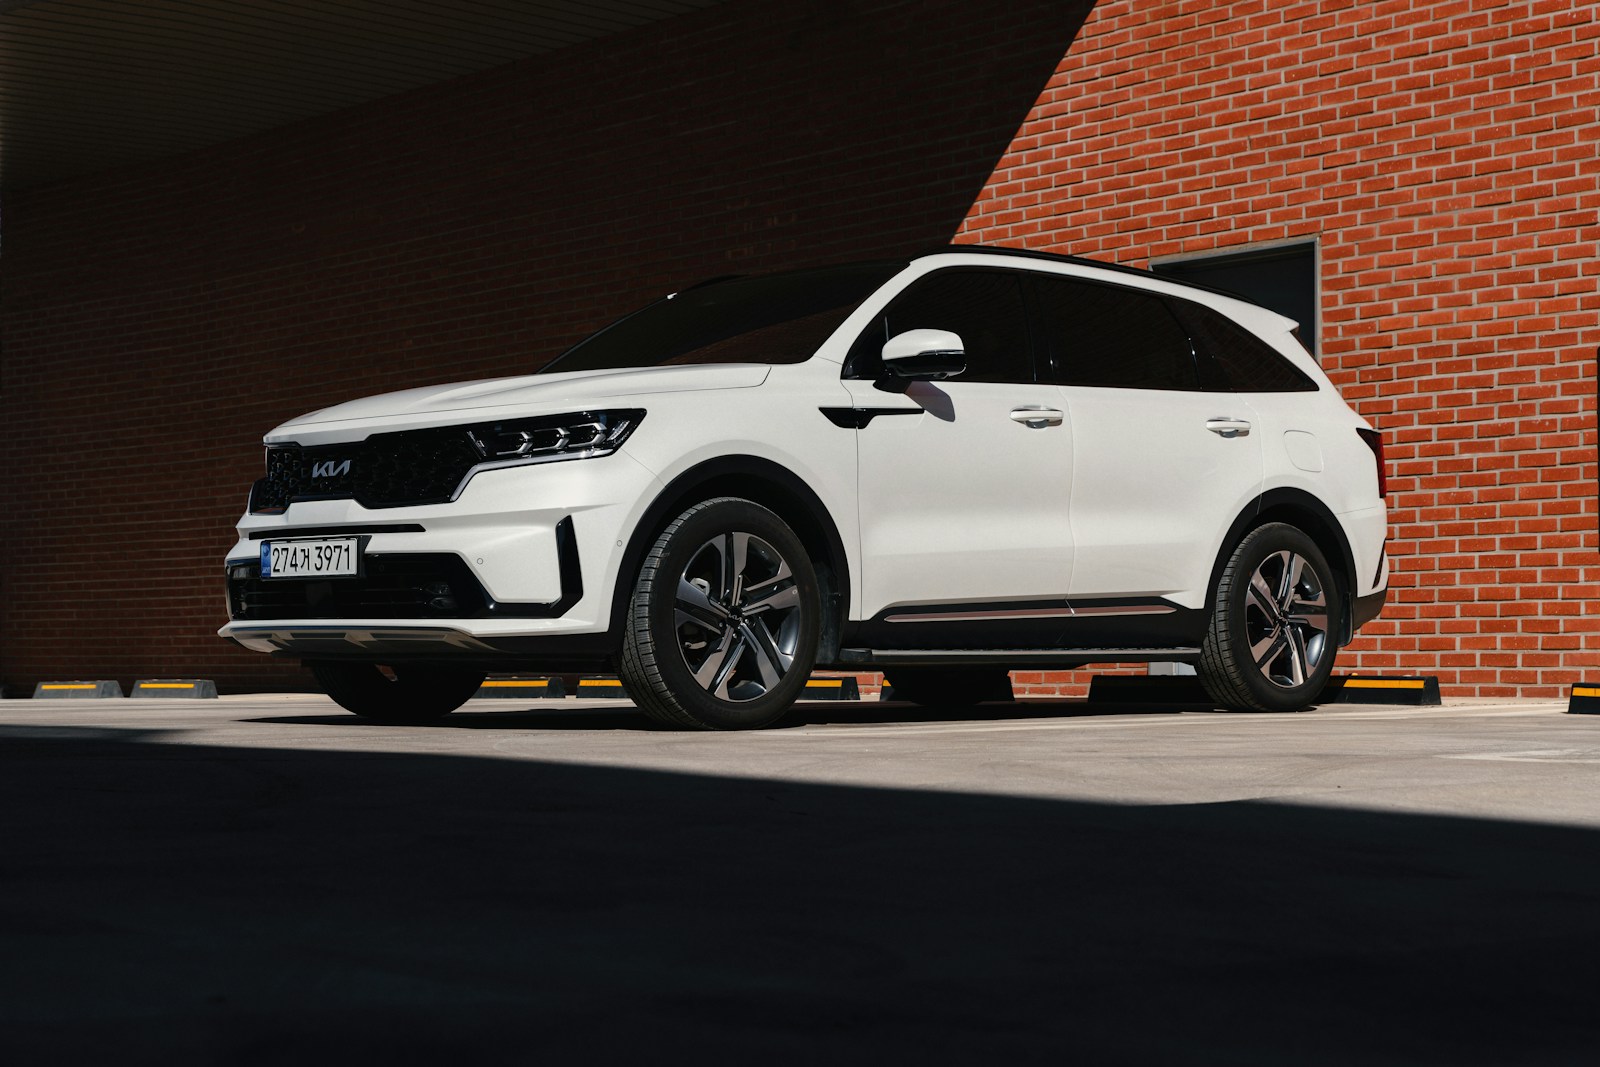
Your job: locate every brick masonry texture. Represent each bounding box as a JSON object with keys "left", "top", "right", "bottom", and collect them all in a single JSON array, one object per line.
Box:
[
  {"left": 960, "top": 0, "right": 1600, "bottom": 699},
  {"left": 0, "top": 0, "right": 1089, "bottom": 693}
]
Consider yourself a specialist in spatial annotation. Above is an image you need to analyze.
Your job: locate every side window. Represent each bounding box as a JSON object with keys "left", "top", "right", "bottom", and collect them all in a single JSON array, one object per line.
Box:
[
  {"left": 1033, "top": 275, "right": 1200, "bottom": 390},
  {"left": 1166, "top": 298, "right": 1319, "bottom": 393},
  {"left": 845, "top": 269, "right": 1033, "bottom": 384},
  {"left": 1151, "top": 241, "right": 1318, "bottom": 355}
]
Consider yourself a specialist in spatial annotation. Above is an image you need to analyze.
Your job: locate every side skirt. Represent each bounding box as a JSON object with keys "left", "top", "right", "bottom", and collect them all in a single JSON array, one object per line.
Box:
[
  {"left": 843, "top": 596, "right": 1208, "bottom": 652},
  {"left": 832, "top": 647, "right": 1202, "bottom": 669}
]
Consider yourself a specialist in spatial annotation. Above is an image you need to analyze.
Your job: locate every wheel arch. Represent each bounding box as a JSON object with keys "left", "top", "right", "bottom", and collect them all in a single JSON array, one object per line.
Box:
[
  {"left": 1208, "top": 488, "right": 1358, "bottom": 646},
  {"left": 612, "top": 456, "right": 852, "bottom": 660}
]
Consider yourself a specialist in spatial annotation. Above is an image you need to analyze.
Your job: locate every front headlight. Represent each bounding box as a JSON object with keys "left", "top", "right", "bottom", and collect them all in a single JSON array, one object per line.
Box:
[
  {"left": 248, "top": 409, "right": 648, "bottom": 513},
  {"left": 466, "top": 409, "right": 645, "bottom": 464}
]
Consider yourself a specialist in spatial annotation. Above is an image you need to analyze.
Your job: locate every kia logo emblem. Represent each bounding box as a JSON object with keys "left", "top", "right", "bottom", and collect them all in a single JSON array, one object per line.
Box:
[{"left": 311, "top": 459, "right": 352, "bottom": 479}]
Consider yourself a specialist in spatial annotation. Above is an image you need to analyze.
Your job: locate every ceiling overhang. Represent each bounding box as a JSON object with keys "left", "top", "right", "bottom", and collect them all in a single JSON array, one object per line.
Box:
[{"left": 0, "top": 0, "right": 730, "bottom": 192}]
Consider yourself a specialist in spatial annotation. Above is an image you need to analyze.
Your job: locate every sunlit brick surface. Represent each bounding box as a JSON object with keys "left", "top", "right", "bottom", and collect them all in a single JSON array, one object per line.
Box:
[{"left": 960, "top": 0, "right": 1600, "bottom": 698}]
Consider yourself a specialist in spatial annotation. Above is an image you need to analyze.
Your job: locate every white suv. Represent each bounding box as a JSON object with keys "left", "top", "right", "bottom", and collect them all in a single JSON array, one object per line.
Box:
[{"left": 221, "top": 246, "right": 1388, "bottom": 728}]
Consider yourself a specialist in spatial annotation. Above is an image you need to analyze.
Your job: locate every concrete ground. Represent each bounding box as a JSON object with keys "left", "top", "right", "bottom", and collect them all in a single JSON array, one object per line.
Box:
[{"left": 3, "top": 692, "right": 1598, "bottom": 1063}]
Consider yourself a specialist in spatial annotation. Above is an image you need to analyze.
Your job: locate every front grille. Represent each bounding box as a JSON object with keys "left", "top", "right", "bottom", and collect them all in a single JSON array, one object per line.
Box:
[
  {"left": 251, "top": 428, "right": 482, "bottom": 512},
  {"left": 227, "top": 554, "right": 490, "bottom": 620}
]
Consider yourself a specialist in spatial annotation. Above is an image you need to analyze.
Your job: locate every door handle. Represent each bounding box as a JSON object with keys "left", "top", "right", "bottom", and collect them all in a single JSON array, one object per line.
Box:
[
  {"left": 1205, "top": 418, "right": 1252, "bottom": 438},
  {"left": 1010, "top": 407, "right": 1064, "bottom": 427}
]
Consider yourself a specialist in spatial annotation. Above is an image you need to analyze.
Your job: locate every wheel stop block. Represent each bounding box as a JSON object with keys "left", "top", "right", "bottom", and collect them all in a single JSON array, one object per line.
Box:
[
  {"left": 476, "top": 676, "right": 566, "bottom": 699},
  {"left": 802, "top": 676, "right": 860, "bottom": 700},
  {"left": 1566, "top": 684, "right": 1600, "bottom": 715},
  {"left": 33, "top": 681, "right": 125, "bottom": 699},
  {"left": 1324, "top": 675, "right": 1441, "bottom": 706},
  {"left": 132, "top": 680, "right": 218, "bottom": 698},
  {"left": 1087, "top": 675, "right": 1213, "bottom": 705},
  {"left": 575, "top": 676, "right": 628, "bottom": 698},
  {"left": 879, "top": 673, "right": 1015, "bottom": 703}
]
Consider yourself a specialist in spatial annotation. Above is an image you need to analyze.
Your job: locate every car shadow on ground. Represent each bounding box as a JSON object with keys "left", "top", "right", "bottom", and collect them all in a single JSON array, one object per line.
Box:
[
  {"left": 242, "top": 707, "right": 658, "bottom": 730},
  {"left": 3, "top": 722, "right": 1596, "bottom": 1064},
  {"left": 242, "top": 698, "right": 1215, "bottom": 732}
]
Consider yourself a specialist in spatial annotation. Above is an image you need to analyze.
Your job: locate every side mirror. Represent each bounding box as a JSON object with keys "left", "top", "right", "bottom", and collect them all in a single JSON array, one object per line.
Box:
[{"left": 881, "top": 329, "right": 966, "bottom": 381}]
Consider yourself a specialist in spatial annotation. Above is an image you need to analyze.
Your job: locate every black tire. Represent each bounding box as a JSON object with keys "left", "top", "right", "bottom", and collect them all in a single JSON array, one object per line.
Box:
[
  {"left": 885, "top": 668, "right": 1014, "bottom": 707},
  {"left": 1198, "top": 522, "right": 1342, "bottom": 712},
  {"left": 618, "top": 498, "right": 821, "bottom": 730},
  {"left": 309, "top": 661, "right": 484, "bottom": 723}
]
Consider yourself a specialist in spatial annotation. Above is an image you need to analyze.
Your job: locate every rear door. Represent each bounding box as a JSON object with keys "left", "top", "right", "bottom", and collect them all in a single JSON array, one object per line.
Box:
[{"left": 1030, "top": 271, "right": 1265, "bottom": 611}]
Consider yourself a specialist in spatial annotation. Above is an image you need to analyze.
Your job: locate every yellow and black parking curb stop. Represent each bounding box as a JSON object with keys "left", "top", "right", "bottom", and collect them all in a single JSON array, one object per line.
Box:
[
  {"left": 802, "top": 677, "right": 860, "bottom": 700},
  {"left": 33, "top": 681, "right": 124, "bottom": 699},
  {"left": 132, "top": 679, "right": 218, "bottom": 699},
  {"left": 1566, "top": 684, "right": 1600, "bottom": 714},
  {"left": 1325, "top": 675, "right": 1442, "bottom": 706},
  {"left": 575, "top": 676, "right": 628, "bottom": 698},
  {"left": 1087, "top": 675, "right": 1212, "bottom": 705},
  {"left": 476, "top": 676, "right": 566, "bottom": 699}
]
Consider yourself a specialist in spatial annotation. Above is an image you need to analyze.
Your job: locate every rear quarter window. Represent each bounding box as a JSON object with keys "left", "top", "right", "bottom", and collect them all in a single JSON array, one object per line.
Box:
[{"left": 1166, "top": 298, "right": 1319, "bottom": 393}]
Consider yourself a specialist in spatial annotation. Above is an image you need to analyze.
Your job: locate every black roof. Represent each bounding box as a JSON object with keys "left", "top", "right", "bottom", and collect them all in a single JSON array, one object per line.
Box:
[
  {"left": 680, "top": 243, "right": 1276, "bottom": 316},
  {"left": 931, "top": 243, "right": 1273, "bottom": 313}
]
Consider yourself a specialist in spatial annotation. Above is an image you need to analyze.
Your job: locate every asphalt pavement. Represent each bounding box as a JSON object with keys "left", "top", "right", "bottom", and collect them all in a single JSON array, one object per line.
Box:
[{"left": 3, "top": 692, "right": 1598, "bottom": 1064}]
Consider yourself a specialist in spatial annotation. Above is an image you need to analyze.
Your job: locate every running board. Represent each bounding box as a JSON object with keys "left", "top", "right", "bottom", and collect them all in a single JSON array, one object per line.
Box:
[{"left": 835, "top": 648, "right": 1202, "bottom": 668}]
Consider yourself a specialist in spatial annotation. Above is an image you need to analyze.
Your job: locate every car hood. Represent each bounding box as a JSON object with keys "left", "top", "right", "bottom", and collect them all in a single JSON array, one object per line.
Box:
[{"left": 269, "top": 363, "right": 772, "bottom": 440}]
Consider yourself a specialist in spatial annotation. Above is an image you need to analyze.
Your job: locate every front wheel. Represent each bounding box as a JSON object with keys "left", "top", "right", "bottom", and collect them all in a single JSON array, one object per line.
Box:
[
  {"left": 1198, "top": 523, "right": 1342, "bottom": 712},
  {"left": 619, "top": 498, "right": 821, "bottom": 730},
  {"left": 309, "top": 661, "right": 484, "bottom": 723}
]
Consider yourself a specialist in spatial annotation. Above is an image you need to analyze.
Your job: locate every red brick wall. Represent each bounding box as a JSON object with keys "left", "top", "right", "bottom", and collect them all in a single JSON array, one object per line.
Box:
[
  {"left": 961, "top": 0, "right": 1600, "bottom": 698},
  {"left": 0, "top": 0, "right": 1090, "bottom": 693}
]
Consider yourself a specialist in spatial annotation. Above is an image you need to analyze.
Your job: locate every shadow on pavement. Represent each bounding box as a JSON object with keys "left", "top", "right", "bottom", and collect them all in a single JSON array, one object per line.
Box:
[
  {"left": 244, "top": 698, "right": 1199, "bottom": 733},
  {"left": 3, "top": 723, "right": 1595, "bottom": 1064},
  {"left": 244, "top": 707, "right": 657, "bottom": 731},
  {"left": 798, "top": 698, "right": 1211, "bottom": 726}
]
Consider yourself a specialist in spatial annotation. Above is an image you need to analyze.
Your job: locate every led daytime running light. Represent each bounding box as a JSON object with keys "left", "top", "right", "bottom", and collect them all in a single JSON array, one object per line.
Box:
[{"left": 467, "top": 410, "right": 643, "bottom": 461}]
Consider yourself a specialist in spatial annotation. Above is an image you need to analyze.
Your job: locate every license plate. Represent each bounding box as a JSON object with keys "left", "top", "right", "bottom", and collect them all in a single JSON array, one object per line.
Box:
[{"left": 260, "top": 538, "right": 360, "bottom": 579}]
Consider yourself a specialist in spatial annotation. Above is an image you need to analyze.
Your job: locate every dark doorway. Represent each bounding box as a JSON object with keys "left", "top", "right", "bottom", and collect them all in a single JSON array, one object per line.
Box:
[{"left": 1153, "top": 242, "right": 1318, "bottom": 355}]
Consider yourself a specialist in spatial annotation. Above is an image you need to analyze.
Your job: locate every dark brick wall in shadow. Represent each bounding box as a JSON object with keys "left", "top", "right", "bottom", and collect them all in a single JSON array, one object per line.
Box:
[{"left": 0, "top": 0, "right": 1093, "bottom": 690}]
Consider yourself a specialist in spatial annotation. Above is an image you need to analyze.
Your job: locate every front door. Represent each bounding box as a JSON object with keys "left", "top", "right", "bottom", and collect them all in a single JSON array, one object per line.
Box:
[{"left": 843, "top": 268, "right": 1076, "bottom": 645}]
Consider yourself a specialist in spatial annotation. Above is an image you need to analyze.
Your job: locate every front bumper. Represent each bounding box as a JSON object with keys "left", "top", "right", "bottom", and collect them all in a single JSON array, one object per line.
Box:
[
  {"left": 219, "top": 622, "right": 620, "bottom": 670},
  {"left": 218, "top": 451, "right": 661, "bottom": 657}
]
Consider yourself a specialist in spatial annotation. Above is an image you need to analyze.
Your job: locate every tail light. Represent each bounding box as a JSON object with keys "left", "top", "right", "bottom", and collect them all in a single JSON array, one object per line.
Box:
[{"left": 1356, "top": 427, "right": 1386, "bottom": 498}]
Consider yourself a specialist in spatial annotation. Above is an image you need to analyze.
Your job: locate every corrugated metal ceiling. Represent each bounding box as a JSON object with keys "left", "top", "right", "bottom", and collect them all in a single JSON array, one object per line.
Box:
[{"left": 0, "top": 0, "right": 728, "bottom": 191}]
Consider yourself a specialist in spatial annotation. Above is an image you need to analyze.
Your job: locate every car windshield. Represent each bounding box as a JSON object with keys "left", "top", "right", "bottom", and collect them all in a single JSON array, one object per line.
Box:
[{"left": 540, "top": 261, "right": 905, "bottom": 374}]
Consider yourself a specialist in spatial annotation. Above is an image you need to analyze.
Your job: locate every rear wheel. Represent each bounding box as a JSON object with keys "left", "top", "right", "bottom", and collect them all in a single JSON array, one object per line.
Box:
[
  {"left": 1198, "top": 522, "right": 1341, "bottom": 712},
  {"left": 618, "top": 498, "right": 821, "bottom": 730},
  {"left": 309, "top": 661, "right": 484, "bottom": 723},
  {"left": 885, "top": 668, "right": 1013, "bottom": 707}
]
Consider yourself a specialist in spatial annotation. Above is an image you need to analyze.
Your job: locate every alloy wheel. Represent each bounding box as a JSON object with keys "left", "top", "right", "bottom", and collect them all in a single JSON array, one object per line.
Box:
[
  {"left": 672, "top": 531, "right": 803, "bottom": 702},
  {"left": 1244, "top": 549, "right": 1330, "bottom": 689}
]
